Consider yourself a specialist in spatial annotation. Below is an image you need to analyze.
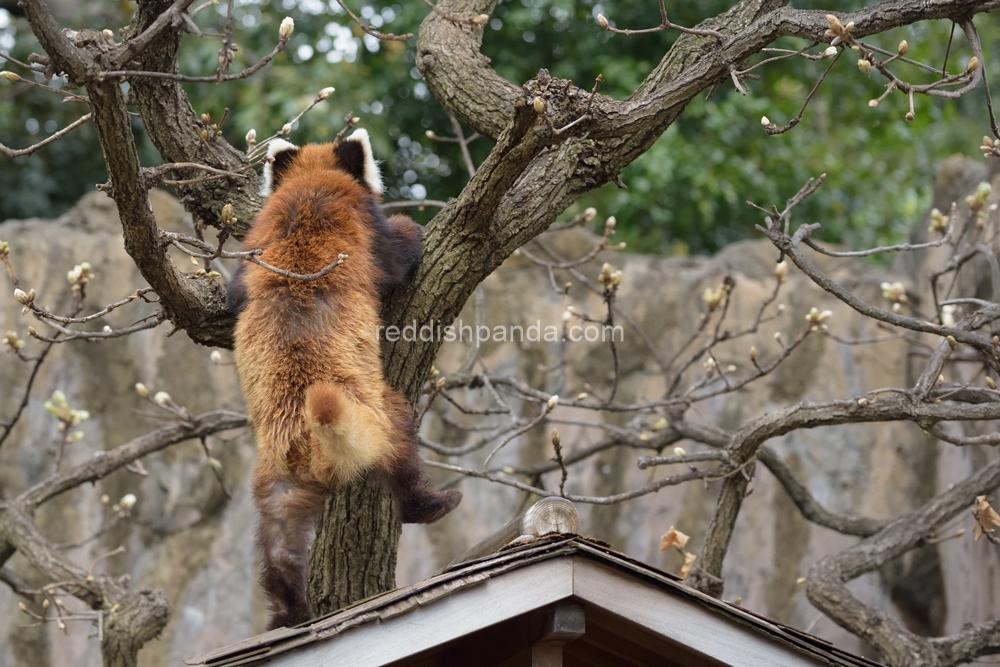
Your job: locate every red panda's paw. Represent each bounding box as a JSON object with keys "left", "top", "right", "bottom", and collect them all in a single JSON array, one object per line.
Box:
[
  {"left": 304, "top": 383, "right": 346, "bottom": 427},
  {"left": 396, "top": 488, "right": 463, "bottom": 524},
  {"left": 267, "top": 605, "right": 312, "bottom": 631}
]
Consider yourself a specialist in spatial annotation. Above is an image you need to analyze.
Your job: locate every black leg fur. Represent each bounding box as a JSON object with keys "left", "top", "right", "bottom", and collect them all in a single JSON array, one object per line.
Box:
[
  {"left": 253, "top": 476, "right": 325, "bottom": 629},
  {"left": 378, "top": 395, "right": 462, "bottom": 523}
]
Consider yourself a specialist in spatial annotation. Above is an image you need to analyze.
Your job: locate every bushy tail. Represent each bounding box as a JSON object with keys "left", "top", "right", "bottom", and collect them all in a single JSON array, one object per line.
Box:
[
  {"left": 305, "top": 381, "right": 462, "bottom": 523},
  {"left": 304, "top": 382, "right": 388, "bottom": 481}
]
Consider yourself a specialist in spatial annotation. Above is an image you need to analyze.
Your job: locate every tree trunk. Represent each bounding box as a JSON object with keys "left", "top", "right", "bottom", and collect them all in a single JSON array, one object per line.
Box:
[{"left": 308, "top": 478, "right": 401, "bottom": 615}]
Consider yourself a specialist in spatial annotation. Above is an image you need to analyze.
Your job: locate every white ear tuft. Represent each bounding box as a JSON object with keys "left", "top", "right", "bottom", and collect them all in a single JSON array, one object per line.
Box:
[
  {"left": 346, "top": 128, "right": 383, "bottom": 195},
  {"left": 260, "top": 138, "right": 300, "bottom": 196}
]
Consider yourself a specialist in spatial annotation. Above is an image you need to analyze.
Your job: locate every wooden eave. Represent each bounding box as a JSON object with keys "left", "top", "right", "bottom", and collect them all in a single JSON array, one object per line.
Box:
[{"left": 185, "top": 535, "right": 885, "bottom": 667}]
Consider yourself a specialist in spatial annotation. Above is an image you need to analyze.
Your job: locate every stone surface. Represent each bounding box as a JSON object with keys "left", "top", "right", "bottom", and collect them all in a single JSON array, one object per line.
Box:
[{"left": 0, "top": 168, "right": 998, "bottom": 664}]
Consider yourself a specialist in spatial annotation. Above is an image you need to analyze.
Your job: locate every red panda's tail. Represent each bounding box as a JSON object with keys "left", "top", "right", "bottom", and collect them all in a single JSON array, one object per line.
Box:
[{"left": 304, "top": 383, "right": 390, "bottom": 482}]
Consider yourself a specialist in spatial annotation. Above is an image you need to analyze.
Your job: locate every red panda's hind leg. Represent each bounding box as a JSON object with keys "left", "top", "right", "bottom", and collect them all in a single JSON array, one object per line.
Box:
[
  {"left": 378, "top": 393, "right": 462, "bottom": 524},
  {"left": 253, "top": 474, "right": 326, "bottom": 629}
]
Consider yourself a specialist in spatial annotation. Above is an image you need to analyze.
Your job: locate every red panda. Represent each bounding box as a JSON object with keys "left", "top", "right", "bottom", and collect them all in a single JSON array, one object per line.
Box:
[{"left": 227, "top": 129, "right": 462, "bottom": 630}]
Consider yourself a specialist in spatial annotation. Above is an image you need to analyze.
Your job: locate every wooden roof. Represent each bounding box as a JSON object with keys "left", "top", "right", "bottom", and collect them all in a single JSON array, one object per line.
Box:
[{"left": 185, "top": 535, "right": 885, "bottom": 667}]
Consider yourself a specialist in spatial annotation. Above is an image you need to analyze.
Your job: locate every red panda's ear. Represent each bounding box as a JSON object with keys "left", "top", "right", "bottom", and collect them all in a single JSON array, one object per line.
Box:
[
  {"left": 261, "top": 139, "right": 301, "bottom": 196},
  {"left": 333, "top": 128, "right": 384, "bottom": 195}
]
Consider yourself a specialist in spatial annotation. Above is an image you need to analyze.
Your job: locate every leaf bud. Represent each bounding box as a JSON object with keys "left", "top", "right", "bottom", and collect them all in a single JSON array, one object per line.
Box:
[
  {"left": 774, "top": 260, "right": 788, "bottom": 281},
  {"left": 547, "top": 395, "right": 559, "bottom": 409},
  {"left": 583, "top": 207, "right": 597, "bottom": 222},
  {"left": 673, "top": 446, "right": 685, "bottom": 456},
  {"left": 317, "top": 86, "right": 335, "bottom": 100},
  {"left": 551, "top": 429, "right": 560, "bottom": 446},
  {"left": 0, "top": 71, "right": 20, "bottom": 82},
  {"left": 576, "top": 392, "right": 588, "bottom": 400},
  {"left": 120, "top": 493, "right": 137, "bottom": 510},
  {"left": 532, "top": 97, "right": 546, "bottom": 114},
  {"left": 208, "top": 457, "right": 222, "bottom": 470},
  {"left": 279, "top": 17, "right": 295, "bottom": 40},
  {"left": 905, "top": 111, "right": 914, "bottom": 122},
  {"left": 966, "top": 56, "right": 979, "bottom": 75},
  {"left": 868, "top": 99, "right": 879, "bottom": 108},
  {"left": 760, "top": 115, "right": 771, "bottom": 127},
  {"left": 153, "top": 391, "right": 171, "bottom": 406},
  {"left": 281, "top": 123, "right": 292, "bottom": 135},
  {"left": 200, "top": 113, "right": 211, "bottom": 124},
  {"left": 472, "top": 14, "right": 489, "bottom": 24},
  {"left": 14, "top": 288, "right": 30, "bottom": 304},
  {"left": 988, "top": 377, "right": 997, "bottom": 390},
  {"left": 857, "top": 58, "right": 871, "bottom": 73},
  {"left": 210, "top": 350, "right": 222, "bottom": 363},
  {"left": 947, "top": 335, "right": 956, "bottom": 349},
  {"left": 823, "top": 46, "right": 837, "bottom": 58},
  {"left": 897, "top": 40, "right": 908, "bottom": 55},
  {"left": 597, "top": 14, "right": 609, "bottom": 29},
  {"left": 135, "top": 382, "right": 149, "bottom": 398},
  {"left": 245, "top": 128, "right": 257, "bottom": 145},
  {"left": 749, "top": 345, "right": 757, "bottom": 360}
]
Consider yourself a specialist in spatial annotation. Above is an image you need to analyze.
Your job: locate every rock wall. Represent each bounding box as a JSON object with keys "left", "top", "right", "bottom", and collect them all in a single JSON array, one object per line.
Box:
[{"left": 1, "top": 165, "right": 998, "bottom": 664}]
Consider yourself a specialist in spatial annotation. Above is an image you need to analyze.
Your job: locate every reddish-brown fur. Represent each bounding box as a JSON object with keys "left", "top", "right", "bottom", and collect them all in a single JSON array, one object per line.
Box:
[{"left": 229, "top": 139, "right": 461, "bottom": 630}]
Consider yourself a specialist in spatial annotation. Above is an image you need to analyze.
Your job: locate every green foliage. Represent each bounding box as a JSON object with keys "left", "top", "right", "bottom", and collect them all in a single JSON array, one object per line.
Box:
[{"left": 0, "top": 0, "right": 997, "bottom": 254}]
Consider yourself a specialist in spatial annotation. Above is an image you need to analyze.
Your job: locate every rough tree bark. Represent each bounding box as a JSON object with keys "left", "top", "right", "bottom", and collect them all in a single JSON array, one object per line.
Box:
[{"left": 8, "top": 0, "right": 1000, "bottom": 663}]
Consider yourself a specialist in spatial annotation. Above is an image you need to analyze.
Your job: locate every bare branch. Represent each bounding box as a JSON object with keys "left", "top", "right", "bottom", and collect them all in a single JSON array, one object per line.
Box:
[{"left": 0, "top": 113, "right": 93, "bottom": 158}]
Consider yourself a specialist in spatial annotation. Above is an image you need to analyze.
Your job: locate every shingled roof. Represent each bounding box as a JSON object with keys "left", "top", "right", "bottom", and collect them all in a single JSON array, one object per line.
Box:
[{"left": 185, "top": 534, "right": 885, "bottom": 667}]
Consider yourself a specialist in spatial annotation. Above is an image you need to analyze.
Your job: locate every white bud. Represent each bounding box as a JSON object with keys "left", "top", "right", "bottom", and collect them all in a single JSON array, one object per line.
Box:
[
  {"left": 774, "top": 260, "right": 788, "bottom": 281},
  {"left": 823, "top": 46, "right": 837, "bottom": 57},
  {"left": 281, "top": 123, "right": 292, "bottom": 135},
  {"left": 761, "top": 116, "right": 771, "bottom": 127},
  {"left": 153, "top": 391, "right": 171, "bottom": 406},
  {"left": 210, "top": 350, "right": 222, "bottom": 363},
  {"left": 14, "top": 288, "right": 30, "bottom": 305},
  {"left": 135, "top": 383, "right": 149, "bottom": 398},
  {"left": 279, "top": 17, "right": 295, "bottom": 39},
  {"left": 245, "top": 128, "right": 256, "bottom": 144},
  {"left": 583, "top": 207, "right": 597, "bottom": 222},
  {"left": 547, "top": 395, "right": 559, "bottom": 410},
  {"left": 673, "top": 446, "right": 685, "bottom": 456},
  {"left": 119, "top": 493, "right": 137, "bottom": 510},
  {"left": 317, "top": 86, "right": 335, "bottom": 100}
]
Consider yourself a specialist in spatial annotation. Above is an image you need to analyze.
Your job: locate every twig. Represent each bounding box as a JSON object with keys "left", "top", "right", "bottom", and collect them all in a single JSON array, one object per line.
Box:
[
  {"left": 0, "top": 114, "right": 93, "bottom": 158},
  {"left": 763, "top": 50, "right": 842, "bottom": 135},
  {"left": 161, "top": 230, "right": 348, "bottom": 281},
  {"left": 98, "top": 33, "right": 290, "bottom": 83},
  {"left": 599, "top": 0, "right": 724, "bottom": 40},
  {"left": 333, "top": 0, "right": 412, "bottom": 41},
  {"left": 381, "top": 199, "right": 449, "bottom": 212}
]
